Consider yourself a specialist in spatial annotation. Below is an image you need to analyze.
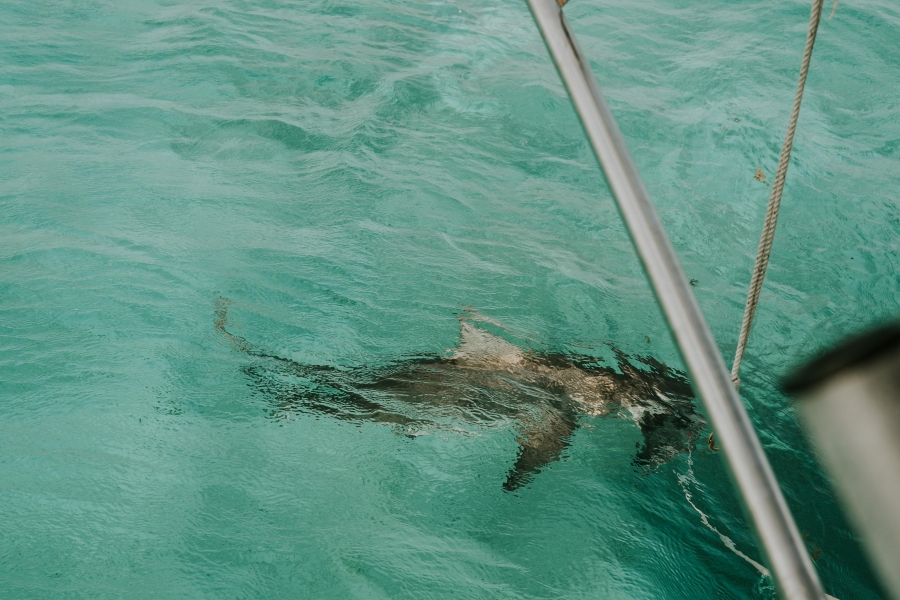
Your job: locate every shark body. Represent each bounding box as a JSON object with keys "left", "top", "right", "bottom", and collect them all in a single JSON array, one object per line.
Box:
[{"left": 216, "top": 300, "right": 705, "bottom": 490}]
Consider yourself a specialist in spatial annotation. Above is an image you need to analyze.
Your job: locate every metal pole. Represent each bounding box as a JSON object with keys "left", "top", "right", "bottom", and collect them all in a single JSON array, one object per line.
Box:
[
  {"left": 525, "top": 1, "right": 824, "bottom": 598},
  {"left": 786, "top": 323, "right": 900, "bottom": 600}
]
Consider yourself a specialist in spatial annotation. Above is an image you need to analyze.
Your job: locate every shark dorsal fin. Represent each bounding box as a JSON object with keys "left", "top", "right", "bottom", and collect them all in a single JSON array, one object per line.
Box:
[{"left": 451, "top": 320, "right": 525, "bottom": 367}]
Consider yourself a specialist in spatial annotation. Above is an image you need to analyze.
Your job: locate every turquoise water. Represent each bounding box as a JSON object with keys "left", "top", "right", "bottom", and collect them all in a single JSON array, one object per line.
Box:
[{"left": 2, "top": 0, "right": 898, "bottom": 597}]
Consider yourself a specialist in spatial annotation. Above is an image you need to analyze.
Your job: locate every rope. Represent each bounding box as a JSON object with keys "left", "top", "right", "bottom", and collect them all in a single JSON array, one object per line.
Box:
[{"left": 730, "top": 0, "right": 825, "bottom": 389}]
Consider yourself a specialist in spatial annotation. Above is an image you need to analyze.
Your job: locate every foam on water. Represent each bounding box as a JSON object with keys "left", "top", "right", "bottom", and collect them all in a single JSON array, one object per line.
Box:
[{"left": 1, "top": 0, "right": 897, "bottom": 597}]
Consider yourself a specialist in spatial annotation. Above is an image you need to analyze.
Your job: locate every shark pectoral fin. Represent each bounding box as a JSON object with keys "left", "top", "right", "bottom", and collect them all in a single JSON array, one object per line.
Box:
[{"left": 502, "top": 412, "right": 577, "bottom": 491}]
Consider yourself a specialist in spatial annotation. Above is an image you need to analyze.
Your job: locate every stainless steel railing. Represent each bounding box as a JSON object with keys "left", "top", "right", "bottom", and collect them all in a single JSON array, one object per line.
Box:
[{"left": 525, "top": 1, "right": 825, "bottom": 598}]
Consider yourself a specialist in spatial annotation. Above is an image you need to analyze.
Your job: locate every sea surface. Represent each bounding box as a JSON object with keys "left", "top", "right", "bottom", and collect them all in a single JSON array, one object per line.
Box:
[{"left": 2, "top": 0, "right": 898, "bottom": 597}]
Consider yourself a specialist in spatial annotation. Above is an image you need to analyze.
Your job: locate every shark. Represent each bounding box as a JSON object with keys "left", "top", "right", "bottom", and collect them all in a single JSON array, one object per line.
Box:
[{"left": 215, "top": 298, "right": 706, "bottom": 490}]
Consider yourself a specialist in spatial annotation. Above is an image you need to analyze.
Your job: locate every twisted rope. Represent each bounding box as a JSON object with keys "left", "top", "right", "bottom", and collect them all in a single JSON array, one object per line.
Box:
[{"left": 731, "top": 0, "right": 825, "bottom": 389}]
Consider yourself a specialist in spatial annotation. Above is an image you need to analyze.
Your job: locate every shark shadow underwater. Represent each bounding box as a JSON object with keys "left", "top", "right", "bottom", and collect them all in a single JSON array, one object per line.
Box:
[{"left": 215, "top": 299, "right": 706, "bottom": 491}]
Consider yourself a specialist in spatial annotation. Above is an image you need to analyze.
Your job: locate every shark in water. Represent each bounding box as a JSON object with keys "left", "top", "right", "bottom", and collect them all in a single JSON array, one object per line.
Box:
[{"left": 215, "top": 298, "right": 706, "bottom": 490}]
